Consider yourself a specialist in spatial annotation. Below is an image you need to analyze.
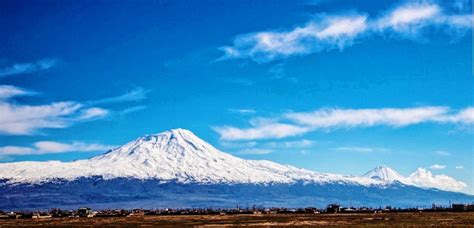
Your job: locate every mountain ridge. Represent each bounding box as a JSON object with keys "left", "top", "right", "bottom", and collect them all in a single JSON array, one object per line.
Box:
[{"left": 0, "top": 129, "right": 468, "bottom": 193}]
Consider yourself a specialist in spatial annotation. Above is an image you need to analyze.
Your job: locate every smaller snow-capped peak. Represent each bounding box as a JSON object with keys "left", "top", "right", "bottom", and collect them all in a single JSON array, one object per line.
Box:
[{"left": 363, "top": 165, "right": 404, "bottom": 182}]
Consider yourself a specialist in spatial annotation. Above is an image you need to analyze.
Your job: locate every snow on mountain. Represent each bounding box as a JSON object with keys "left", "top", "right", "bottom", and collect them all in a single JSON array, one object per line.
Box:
[
  {"left": 363, "top": 165, "right": 467, "bottom": 192},
  {"left": 0, "top": 129, "right": 467, "bottom": 192},
  {"left": 363, "top": 165, "right": 405, "bottom": 182}
]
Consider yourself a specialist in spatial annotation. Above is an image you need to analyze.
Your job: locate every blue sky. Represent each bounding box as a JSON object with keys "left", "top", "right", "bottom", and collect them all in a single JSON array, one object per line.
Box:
[{"left": 0, "top": 0, "right": 473, "bottom": 193}]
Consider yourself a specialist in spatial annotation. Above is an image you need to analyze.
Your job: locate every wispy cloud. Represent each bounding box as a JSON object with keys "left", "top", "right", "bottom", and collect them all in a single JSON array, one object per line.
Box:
[
  {"left": 0, "top": 101, "right": 108, "bottom": 135},
  {"left": 375, "top": 2, "right": 472, "bottom": 39},
  {"left": 0, "top": 59, "right": 58, "bottom": 77},
  {"left": 221, "top": 139, "right": 315, "bottom": 156},
  {"left": 237, "top": 148, "right": 273, "bottom": 155},
  {"left": 0, "top": 141, "right": 116, "bottom": 155},
  {"left": 219, "top": 1, "right": 472, "bottom": 62},
  {"left": 0, "top": 85, "right": 36, "bottom": 100},
  {"left": 77, "top": 107, "right": 109, "bottom": 120},
  {"left": 264, "top": 139, "right": 316, "bottom": 149},
  {"left": 214, "top": 122, "right": 310, "bottom": 141},
  {"left": 118, "top": 105, "right": 147, "bottom": 116},
  {"left": 434, "top": 150, "right": 451, "bottom": 156},
  {"left": 375, "top": 3, "right": 441, "bottom": 32},
  {"left": 334, "top": 146, "right": 389, "bottom": 153},
  {"left": 219, "top": 14, "right": 367, "bottom": 63},
  {"left": 429, "top": 164, "right": 446, "bottom": 170},
  {"left": 455, "top": 165, "right": 464, "bottom": 169},
  {"left": 90, "top": 87, "right": 150, "bottom": 105},
  {"left": 227, "top": 108, "right": 256, "bottom": 115},
  {"left": 0, "top": 85, "right": 153, "bottom": 135},
  {"left": 215, "top": 106, "right": 474, "bottom": 140},
  {"left": 285, "top": 106, "right": 449, "bottom": 128}
]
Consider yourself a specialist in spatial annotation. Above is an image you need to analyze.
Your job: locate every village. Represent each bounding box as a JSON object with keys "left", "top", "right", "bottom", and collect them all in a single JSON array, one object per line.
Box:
[{"left": 1, "top": 203, "right": 474, "bottom": 220}]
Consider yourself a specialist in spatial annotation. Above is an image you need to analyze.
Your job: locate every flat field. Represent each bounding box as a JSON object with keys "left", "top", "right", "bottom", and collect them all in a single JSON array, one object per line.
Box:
[{"left": 0, "top": 212, "right": 473, "bottom": 227}]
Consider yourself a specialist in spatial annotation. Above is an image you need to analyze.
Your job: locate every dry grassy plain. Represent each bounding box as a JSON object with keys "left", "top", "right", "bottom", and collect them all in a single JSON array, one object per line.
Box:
[{"left": 1, "top": 212, "right": 474, "bottom": 227}]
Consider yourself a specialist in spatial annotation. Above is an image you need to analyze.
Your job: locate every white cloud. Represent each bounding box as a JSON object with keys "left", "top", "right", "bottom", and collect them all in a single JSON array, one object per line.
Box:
[
  {"left": 316, "top": 15, "right": 367, "bottom": 40},
  {"left": 219, "top": 2, "right": 472, "bottom": 62},
  {"left": 267, "top": 139, "right": 315, "bottom": 149},
  {"left": 429, "top": 164, "right": 446, "bottom": 170},
  {"left": 0, "top": 85, "right": 35, "bottom": 100},
  {"left": 118, "top": 105, "right": 147, "bottom": 116},
  {"left": 286, "top": 106, "right": 448, "bottom": 128},
  {"left": 90, "top": 87, "right": 150, "bottom": 105},
  {"left": 214, "top": 122, "right": 310, "bottom": 141},
  {"left": 227, "top": 108, "right": 256, "bottom": 114},
  {"left": 215, "top": 106, "right": 474, "bottom": 141},
  {"left": 0, "top": 146, "right": 35, "bottom": 155},
  {"left": 375, "top": 2, "right": 473, "bottom": 37},
  {"left": 0, "top": 141, "right": 116, "bottom": 155},
  {"left": 219, "top": 15, "right": 367, "bottom": 62},
  {"left": 0, "top": 85, "right": 152, "bottom": 135},
  {"left": 0, "top": 101, "right": 108, "bottom": 135},
  {"left": 0, "top": 59, "right": 58, "bottom": 77},
  {"left": 455, "top": 165, "right": 464, "bottom": 169},
  {"left": 408, "top": 168, "right": 466, "bottom": 191},
  {"left": 220, "top": 141, "right": 258, "bottom": 149},
  {"left": 238, "top": 148, "right": 273, "bottom": 155},
  {"left": 447, "top": 107, "right": 474, "bottom": 125},
  {"left": 434, "top": 150, "right": 451, "bottom": 156},
  {"left": 377, "top": 3, "right": 440, "bottom": 30},
  {"left": 334, "top": 146, "right": 389, "bottom": 153},
  {"left": 34, "top": 141, "right": 115, "bottom": 153},
  {"left": 77, "top": 107, "right": 109, "bottom": 120}
]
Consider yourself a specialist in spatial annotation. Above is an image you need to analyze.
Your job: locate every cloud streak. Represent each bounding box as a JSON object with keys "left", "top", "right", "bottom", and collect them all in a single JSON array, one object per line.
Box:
[
  {"left": 429, "top": 164, "right": 446, "bottom": 170},
  {"left": 0, "top": 141, "right": 116, "bottom": 155},
  {"left": 90, "top": 87, "right": 150, "bottom": 105},
  {"left": 215, "top": 106, "right": 474, "bottom": 140},
  {"left": 219, "top": 1, "right": 472, "bottom": 62},
  {"left": 334, "top": 146, "right": 389, "bottom": 153},
  {"left": 0, "top": 59, "right": 58, "bottom": 77},
  {"left": 0, "top": 84, "right": 152, "bottom": 135},
  {"left": 0, "top": 85, "right": 36, "bottom": 100},
  {"left": 0, "top": 101, "right": 108, "bottom": 135},
  {"left": 237, "top": 148, "right": 273, "bottom": 155},
  {"left": 227, "top": 108, "right": 256, "bottom": 115}
]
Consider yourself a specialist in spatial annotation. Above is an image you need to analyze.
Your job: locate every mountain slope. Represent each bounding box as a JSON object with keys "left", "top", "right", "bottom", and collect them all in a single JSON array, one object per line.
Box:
[{"left": 0, "top": 129, "right": 376, "bottom": 185}]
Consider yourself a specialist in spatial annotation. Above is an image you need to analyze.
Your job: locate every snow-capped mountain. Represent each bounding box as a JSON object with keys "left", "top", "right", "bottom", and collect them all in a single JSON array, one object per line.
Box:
[
  {"left": 363, "top": 165, "right": 405, "bottom": 182},
  {"left": 0, "top": 129, "right": 472, "bottom": 210},
  {"left": 0, "top": 129, "right": 466, "bottom": 191},
  {"left": 0, "top": 129, "right": 373, "bottom": 185},
  {"left": 362, "top": 165, "right": 467, "bottom": 192}
]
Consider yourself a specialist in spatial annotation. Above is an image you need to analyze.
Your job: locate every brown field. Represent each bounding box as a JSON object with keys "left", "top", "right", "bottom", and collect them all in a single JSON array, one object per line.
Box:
[{"left": 1, "top": 212, "right": 474, "bottom": 227}]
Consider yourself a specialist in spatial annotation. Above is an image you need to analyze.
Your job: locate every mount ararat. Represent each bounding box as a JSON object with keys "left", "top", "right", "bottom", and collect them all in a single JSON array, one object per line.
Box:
[{"left": 0, "top": 129, "right": 472, "bottom": 210}]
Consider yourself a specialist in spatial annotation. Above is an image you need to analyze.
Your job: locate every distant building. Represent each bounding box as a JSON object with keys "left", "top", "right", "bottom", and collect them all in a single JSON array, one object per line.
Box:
[
  {"left": 32, "top": 212, "right": 51, "bottom": 219},
  {"left": 467, "top": 204, "right": 474, "bottom": 211},
  {"left": 78, "top": 207, "right": 94, "bottom": 217},
  {"left": 326, "top": 204, "right": 340, "bottom": 213},
  {"left": 452, "top": 204, "right": 467, "bottom": 211}
]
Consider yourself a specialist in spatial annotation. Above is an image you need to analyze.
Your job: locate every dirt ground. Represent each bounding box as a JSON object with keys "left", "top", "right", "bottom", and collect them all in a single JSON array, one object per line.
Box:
[{"left": 1, "top": 212, "right": 474, "bottom": 227}]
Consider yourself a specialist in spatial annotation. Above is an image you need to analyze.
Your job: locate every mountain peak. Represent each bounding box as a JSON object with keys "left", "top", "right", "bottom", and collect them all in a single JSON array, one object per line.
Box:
[
  {"left": 144, "top": 128, "right": 198, "bottom": 142},
  {"left": 363, "top": 165, "right": 403, "bottom": 181},
  {"left": 93, "top": 128, "right": 215, "bottom": 163},
  {"left": 162, "top": 128, "right": 195, "bottom": 137}
]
